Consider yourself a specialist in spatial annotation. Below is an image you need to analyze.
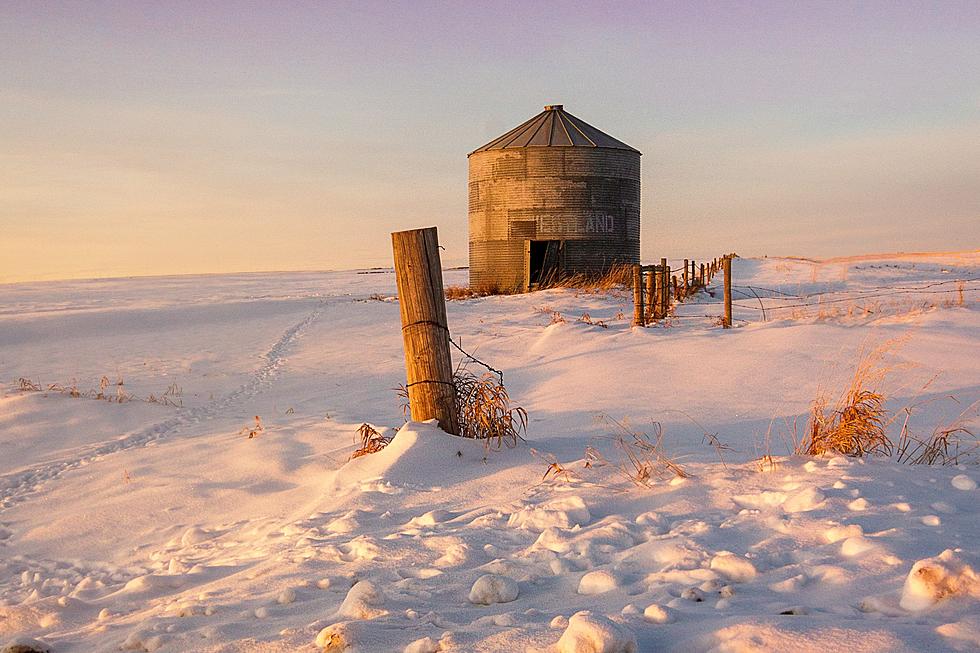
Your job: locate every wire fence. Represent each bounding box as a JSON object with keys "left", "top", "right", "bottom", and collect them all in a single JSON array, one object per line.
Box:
[{"left": 636, "top": 257, "right": 977, "bottom": 326}]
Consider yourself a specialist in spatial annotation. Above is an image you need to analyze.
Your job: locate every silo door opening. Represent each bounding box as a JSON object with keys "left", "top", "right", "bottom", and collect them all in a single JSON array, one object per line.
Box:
[{"left": 527, "top": 240, "right": 565, "bottom": 289}]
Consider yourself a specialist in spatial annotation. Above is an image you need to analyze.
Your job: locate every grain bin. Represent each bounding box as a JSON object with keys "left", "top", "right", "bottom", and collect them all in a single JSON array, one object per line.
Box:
[{"left": 468, "top": 104, "right": 641, "bottom": 291}]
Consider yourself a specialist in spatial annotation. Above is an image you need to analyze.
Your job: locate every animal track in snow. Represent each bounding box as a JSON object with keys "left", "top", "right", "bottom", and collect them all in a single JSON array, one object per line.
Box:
[{"left": 0, "top": 304, "right": 322, "bottom": 513}]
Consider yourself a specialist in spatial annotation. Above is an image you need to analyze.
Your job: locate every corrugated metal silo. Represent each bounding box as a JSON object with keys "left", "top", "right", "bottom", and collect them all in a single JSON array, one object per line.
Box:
[{"left": 468, "top": 104, "right": 641, "bottom": 291}]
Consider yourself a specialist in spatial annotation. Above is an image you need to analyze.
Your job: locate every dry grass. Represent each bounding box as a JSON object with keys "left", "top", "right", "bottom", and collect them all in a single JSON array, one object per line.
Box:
[
  {"left": 578, "top": 313, "right": 609, "bottom": 328},
  {"left": 797, "top": 342, "right": 894, "bottom": 457},
  {"left": 531, "top": 448, "right": 573, "bottom": 483},
  {"left": 241, "top": 415, "right": 264, "bottom": 439},
  {"left": 350, "top": 423, "right": 393, "bottom": 459},
  {"left": 897, "top": 399, "right": 980, "bottom": 465},
  {"left": 453, "top": 367, "right": 527, "bottom": 449},
  {"left": 394, "top": 364, "right": 528, "bottom": 450},
  {"left": 18, "top": 377, "right": 41, "bottom": 392},
  {"left": 445, "top": 283, "right": 521, "bottom": 301},
  {"left": 593, "top": 416, "right": 689, "bottom": 486},
  {"left": 17, "top": 375, "right": 182, "bottom": 407},
  {"left": 541, "top": 263, "right": 634, "bottom": 294}
]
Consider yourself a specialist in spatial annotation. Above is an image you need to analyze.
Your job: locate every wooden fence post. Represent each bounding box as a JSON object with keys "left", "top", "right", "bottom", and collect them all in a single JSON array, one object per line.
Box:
[
  {"left": 683, "top": 259, "right": 689, "bottom": 293},
  {"left": 391, "top": 227, "right": 459, "bottom": 435},
  {"left": 644, "top": 267, "right": 655, "bottom": 323},
  {"left": 661, "top": 259, "right": 669, "bottom": 316},
  {"left": 653, "top": 267, "right": 662, "bottom": 319},
  {"left": 632, "top": 264, "right": 644, "bottom": 326},
  {"left": 700, "top": 263, "right": 705, "bottom": 286},
  {"left": 722, "top": 255, "right": 732, "bottom": 329}
]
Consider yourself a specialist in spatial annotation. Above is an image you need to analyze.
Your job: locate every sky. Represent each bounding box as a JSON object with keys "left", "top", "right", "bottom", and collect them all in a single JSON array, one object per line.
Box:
[{"left": 1, "top": 1, "right": 978, "bottom": 283}]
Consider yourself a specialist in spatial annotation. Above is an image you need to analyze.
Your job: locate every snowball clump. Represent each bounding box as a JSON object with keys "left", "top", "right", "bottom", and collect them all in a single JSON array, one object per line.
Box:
[
  {"left": 468, "top": 574, "right": 519, "bottom": 605},
  {"left": 900, "top": 549, "right": 979, "bottom": 611},
  {"left": 338, "top": 581, "right": 386, "bottom": 619},
  {"left": 556, "top": 611, "right": 637, "bottom": 653}
]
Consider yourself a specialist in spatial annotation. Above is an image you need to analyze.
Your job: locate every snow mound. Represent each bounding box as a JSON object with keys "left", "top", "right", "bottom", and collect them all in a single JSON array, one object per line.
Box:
[
  {"left": 556, "top": 611, "right": 637, "bottom": 653},
  {"left": 507, "top": 496, "right": 591, "bottom": 532},
  {"left": 334, "top": 421, "right": 522, "bottom": 491},
  {"left": 900, "top": 549, "right": 980, "bottom": 611},
  {"left": 731, "top": 486, "right": 824, "bottom": 513},
  {"left": 468, "top": 574, "right": 519, "bottom": 605},
  {"left": 2, "top": 638, "right": 51, "bottom": 653},
  {"left": 577, "top": 570, "right": 619, "bottom": 595},
  {"left": 403, "top": 632, "right": 453, "bottom": 653},
  {"left": 951, "top": 474, "right": 976, "bottom": 491},
  {"left": 642, "top": 604, "right": 673, "bottom": 623},
  {"left": 338, "top": 581, "right": 387, "bottom": 619},
  {"left": 709, "top": 553, "right": 757, "bottom": 582},
  {"left": 314, "top": 621, "right": 352, "bottom": 651}
]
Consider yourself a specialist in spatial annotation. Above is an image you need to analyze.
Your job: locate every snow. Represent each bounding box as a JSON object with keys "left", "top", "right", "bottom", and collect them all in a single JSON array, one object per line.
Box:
[
  {"left": 951, "top": 474, "right": 976, "bottom": 491},
  {"left": 899, "top": 549, "right": 979, "bottom": 611},
  {"left": 709, "top": 553, "right": 757, "bottom": 583},
  {"left": 0, "top": 253, "right": 978, "bottom": 651},
  {"left": 554, "top": 611, "right": 637, "bottom": 653},
  {"left": 468, "top": 574, "right": 519, "bottom": 605},
  {"left": 577, "top": 570, "right": 620, "bottom": 595},
  {"left": 338, "top": 581, "right": 386, "bottom": 619}
]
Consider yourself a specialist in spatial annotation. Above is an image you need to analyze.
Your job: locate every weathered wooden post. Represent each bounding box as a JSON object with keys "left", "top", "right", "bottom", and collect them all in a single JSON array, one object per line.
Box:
[
  {"left": 632, "top": 264, "right": 644, "bottom": 326},
  {"left": 683, "top": 259, "right": 689, "bottom": 293},
  {"left": 644, "top": 267, "right": 655, "bottom": 323},
  {"left": 700, "top": 263, "right": 705, "bottom": 287},
  {"left": 722, "top": 255, "right": 732, "bottom": 329},
  {"left": 391, "top": 227, "right": 459, "bottom": 434},
  {"left": 661, "top": 259, "right": 669, "bottom": 316},
  {"left": 653, "top": 267, "right": 662, "bottom": 319}
]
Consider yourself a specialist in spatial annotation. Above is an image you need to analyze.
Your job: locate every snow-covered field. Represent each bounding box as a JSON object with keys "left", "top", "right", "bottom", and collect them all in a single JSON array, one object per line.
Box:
[{"left": 1, "top": 253, "right": 978, "bottom": 652}]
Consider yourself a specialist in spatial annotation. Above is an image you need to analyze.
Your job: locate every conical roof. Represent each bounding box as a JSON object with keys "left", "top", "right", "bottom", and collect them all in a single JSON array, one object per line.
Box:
[{"left": 469, "top": 105, "right": 640, "bottom": 156}]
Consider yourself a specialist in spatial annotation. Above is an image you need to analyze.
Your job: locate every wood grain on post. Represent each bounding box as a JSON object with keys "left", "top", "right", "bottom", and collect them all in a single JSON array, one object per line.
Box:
[
  {"left": 391, "top": 227, "right": 459, "bottom": 435},
  {"left": 723, "top": 255, "right": 733, "bottom": 329},
  {"left": 632, "top": 264, "right": 643, "bottom": 326}
]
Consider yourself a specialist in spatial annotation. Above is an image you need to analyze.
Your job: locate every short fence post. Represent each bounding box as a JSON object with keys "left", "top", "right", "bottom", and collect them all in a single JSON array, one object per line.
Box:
[
  {"left": 653, "top": 267, "right": 662, "bottom": 319},
  {"left": 632, "top": 264, "right": 644, "bottom": 326},
  {"left": 644, "top": 267, "right": 655, "bottom": 323},
  {"left": 722, "top": 255, "right": 732, "bottom": 329},
  {"left": 683, "top": 259, "right": 689, "bottom": 294},
  {"left": 391, "top": 226, "right": 459, "bottom": 434}
]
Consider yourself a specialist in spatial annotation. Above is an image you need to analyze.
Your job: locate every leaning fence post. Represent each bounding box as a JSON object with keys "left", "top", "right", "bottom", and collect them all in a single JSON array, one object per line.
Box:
[
  {"left": 391, "top": 226, "right": 459, "bottom": 435},
  {"left": 632, "top": 264, "right": 644, "bottom": 326},
  {"left": 722, "top": 255, "right": 732, "bottom": 329}
]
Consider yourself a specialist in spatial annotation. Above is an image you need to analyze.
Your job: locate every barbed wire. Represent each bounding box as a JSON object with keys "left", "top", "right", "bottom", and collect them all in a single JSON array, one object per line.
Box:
[
  {"left": 730, "top": 277, "right": 979, "bottom": 301},
  {"left": 729, "top": 285, "right": 979, "bottom": 311},
  {"left": 449, "top": 335, "right": 505, "bottom": 385}
]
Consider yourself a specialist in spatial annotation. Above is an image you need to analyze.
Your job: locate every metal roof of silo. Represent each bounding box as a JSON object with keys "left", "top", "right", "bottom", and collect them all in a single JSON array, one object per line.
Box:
[{"left": 469, "top": 104, "right": 640, "bottom": 156}]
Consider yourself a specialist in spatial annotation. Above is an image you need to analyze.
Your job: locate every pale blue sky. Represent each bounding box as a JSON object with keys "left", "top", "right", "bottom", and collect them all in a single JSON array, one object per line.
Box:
[{"left": 2, "top": 1, "right": 978, "bottom": 282}]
